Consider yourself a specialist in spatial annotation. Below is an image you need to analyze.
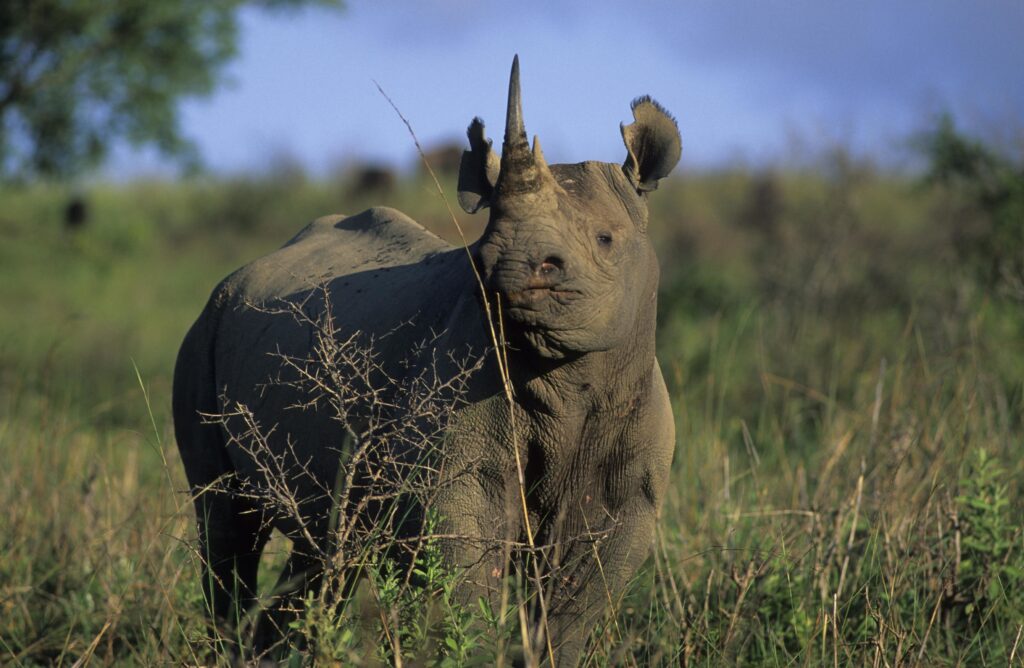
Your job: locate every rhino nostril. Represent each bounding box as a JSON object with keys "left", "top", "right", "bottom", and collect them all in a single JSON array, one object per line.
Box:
[{"left": 537, "top": 256, "right": 564, "bottom": 277}]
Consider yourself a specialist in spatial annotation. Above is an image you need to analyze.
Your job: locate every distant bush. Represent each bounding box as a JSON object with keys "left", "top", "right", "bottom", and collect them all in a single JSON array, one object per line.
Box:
[{"left": 919, "top": 115, "right": 1024, "bottom": 300}]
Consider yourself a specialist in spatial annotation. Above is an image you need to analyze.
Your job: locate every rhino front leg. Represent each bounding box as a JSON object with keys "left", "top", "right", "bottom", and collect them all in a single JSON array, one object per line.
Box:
[
  {"left": 434, "top": 475, "right": 520, "bottom": 608},
  {"left": 542, "top": 498, "right": 659, "bottom": 666}
]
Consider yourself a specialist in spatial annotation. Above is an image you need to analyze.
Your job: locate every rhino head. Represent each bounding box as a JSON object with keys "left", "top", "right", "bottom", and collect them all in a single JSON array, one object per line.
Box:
[{"left": 458, "top": 56, "right": 681, "bottom": 359}]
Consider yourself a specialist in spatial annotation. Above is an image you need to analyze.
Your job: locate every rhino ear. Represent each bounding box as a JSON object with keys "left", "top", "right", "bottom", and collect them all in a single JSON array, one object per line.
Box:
[
  {"left": 458, "top": 117, "right": 500, "bottom": 213},
  {"left": 620, "top": 97, "right": 681, "bottom": 193}
]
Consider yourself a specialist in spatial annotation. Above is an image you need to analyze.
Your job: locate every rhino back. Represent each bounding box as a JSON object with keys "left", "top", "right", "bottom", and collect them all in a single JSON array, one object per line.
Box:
[
  {"left": 224, "top": 207, "right": 452, "bottom": 303},
  {"left": 200, "top": 207, "right": 489, "bottom": 521},
  {"left": 215, "top": 206, "right": 473, "bottom": 359}
]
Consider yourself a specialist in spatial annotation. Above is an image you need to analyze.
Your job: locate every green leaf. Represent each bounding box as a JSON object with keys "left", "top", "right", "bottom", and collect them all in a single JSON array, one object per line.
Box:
[{"left": 0, "top": 0, "right": 345, "bottom": 179}]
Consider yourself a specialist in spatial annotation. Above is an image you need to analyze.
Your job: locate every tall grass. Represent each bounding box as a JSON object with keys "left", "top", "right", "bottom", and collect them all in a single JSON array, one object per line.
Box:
[{"left": 0, "top": 153, "right": 1021, "bottom": 665}]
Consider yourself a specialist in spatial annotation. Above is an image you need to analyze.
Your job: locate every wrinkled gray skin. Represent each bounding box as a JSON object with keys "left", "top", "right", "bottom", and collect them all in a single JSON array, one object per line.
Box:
[{"left": 173, "top": 57, "right": 680, "bottom": 665}]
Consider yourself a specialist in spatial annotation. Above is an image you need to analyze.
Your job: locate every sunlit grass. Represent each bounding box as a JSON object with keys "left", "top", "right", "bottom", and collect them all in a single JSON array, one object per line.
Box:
[{"left": 0, "top": 162, "right": 1021, "bottom": 665}]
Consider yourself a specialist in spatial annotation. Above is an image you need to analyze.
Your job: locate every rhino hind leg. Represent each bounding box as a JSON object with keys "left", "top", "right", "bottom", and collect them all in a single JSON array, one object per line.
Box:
[
  {"left": 179, "top": 421, "right": 272, "bottom": 645},
  {"left": 196, "top": 490, "right": 271, "bottom": 623},
  {"left": 251, "top": 545, "right": 340, "bottom": 657},
  {"left": 173, "top": 319, "right": 272, "bottom": 649}
]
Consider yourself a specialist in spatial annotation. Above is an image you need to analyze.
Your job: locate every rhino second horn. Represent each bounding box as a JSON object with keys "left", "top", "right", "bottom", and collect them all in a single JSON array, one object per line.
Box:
[{"left": 532, "top": 135, "right": 549, "bottom": 172}]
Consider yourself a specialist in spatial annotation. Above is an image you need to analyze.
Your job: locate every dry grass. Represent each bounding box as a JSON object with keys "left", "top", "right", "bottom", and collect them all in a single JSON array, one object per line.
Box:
[{"left": 1, "top": 149, "right": 1022, "bottom": 664}]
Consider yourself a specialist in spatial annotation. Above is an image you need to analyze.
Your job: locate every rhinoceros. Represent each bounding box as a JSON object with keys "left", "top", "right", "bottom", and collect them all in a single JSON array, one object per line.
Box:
[{"left": 173, "top": 56, "right": 680, "bottom": 664}]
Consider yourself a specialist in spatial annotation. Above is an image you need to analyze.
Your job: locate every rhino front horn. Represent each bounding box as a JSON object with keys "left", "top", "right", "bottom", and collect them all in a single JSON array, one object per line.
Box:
[{"left": 496, "top": 55, "right": 555, "bottom": 206}]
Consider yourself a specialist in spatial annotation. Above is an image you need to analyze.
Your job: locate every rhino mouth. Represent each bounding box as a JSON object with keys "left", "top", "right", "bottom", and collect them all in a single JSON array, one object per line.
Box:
[
  {"left": 503, "top": 285, "right": 579, "bottom": 309},
  {"left": 484, "top": 259, "right": 582, "bottom": 327},
  {"left": 495, "top": 272, "right": 580, "bottom": 312},
  {"left": 482, "top": 271, "right": 586, "bottom": 357}
]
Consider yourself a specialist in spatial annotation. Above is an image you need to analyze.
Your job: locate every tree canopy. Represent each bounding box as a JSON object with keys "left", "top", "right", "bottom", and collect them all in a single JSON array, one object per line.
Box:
[{"left": 0, "top": 0, "right": 342, "bottom": 180}]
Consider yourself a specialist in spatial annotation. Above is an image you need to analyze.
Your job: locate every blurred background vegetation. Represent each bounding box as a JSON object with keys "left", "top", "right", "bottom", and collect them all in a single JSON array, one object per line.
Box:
[{"left": 1, "top": 2, "right": 1023, "bottom": 666}]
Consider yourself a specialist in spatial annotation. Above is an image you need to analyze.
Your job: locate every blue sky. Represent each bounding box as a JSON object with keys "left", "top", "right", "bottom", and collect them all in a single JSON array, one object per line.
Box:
[{"left": 112, "top": 0, "right": 1024, "bottom": 177}]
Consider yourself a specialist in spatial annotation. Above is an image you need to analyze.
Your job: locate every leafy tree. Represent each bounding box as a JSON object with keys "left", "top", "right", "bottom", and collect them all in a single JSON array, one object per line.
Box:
[{"left": 0, "top": 0, "right": 342, "bottom": 180}]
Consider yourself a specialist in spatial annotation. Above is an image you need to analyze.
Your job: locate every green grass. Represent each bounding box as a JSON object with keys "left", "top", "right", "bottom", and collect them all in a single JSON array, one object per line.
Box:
[{"left": 1, "top": 159, "right": 1022, "bottom": 665}]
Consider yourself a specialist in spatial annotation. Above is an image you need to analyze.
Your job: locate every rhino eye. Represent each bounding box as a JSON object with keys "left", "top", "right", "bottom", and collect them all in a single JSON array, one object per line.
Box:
[{"left": 596, "top": 233, "right": 613, "bottom": 247}]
